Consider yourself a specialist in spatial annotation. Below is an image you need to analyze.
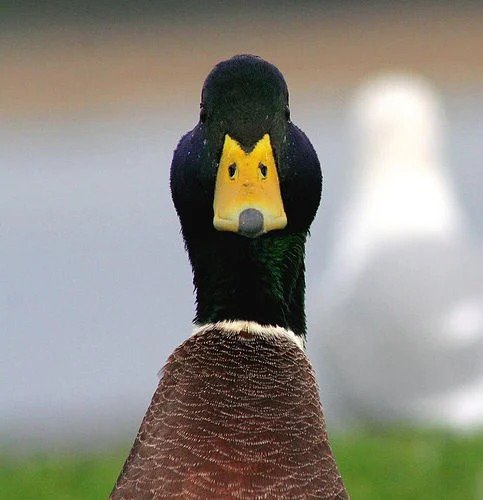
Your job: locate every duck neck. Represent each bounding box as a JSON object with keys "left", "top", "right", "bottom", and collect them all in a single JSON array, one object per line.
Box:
[{"left": 186, "top": 231, "right": 308, "bottom": 338}]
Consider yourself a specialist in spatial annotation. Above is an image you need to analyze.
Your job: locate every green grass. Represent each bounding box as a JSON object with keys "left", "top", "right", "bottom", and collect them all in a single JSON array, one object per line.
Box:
[
  {"left": 0, "top": 448, "right": 127, "bottom": 500},
  {"left": 1, "top": 430, "right": 483, "bottom": 499},
  {"left": 333, "top": 429, "right": 483, "bottom": 499}
]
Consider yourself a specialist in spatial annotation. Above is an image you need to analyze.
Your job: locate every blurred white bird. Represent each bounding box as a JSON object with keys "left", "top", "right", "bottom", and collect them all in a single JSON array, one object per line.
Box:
[{"left": 313, "top": 73, "right": 483, "bottom": 430}]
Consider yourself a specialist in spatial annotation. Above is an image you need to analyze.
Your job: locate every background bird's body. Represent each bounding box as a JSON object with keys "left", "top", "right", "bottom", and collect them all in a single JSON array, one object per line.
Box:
[
  {"left": 112, "top": 324, "right": 345, "bottom": 498},
  {"left": 315, "top": 74, "right": 483, "bottom": 429}
]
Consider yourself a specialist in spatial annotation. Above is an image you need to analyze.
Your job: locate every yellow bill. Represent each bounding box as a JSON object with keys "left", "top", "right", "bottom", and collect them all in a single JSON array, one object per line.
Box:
[{"left": 213, "top": 134, "right": 287, "bottom": 237}]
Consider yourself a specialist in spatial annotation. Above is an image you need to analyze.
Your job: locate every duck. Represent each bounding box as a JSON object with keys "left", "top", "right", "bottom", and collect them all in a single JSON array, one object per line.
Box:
[
  {"left": 313, "top": 73, "right": 483, "bottom": 428},
  {"left": 110, "top": 55, "right": 347, "bottom": 498}
]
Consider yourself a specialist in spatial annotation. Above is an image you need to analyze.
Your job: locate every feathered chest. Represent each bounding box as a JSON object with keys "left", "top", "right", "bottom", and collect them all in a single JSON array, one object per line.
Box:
[{"left": 112, "top": 326, "right": 346, "bottom": 499}]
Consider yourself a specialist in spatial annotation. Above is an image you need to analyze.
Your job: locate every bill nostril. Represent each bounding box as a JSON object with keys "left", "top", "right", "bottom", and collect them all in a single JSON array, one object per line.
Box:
[
  {"left": 259, "top": 163, "right": 268, "bottom": 178},
  {"left": 238, "top": 209, "right": 264, "bottom": 238},
  {"left": 228, "top": 164, "right": 237, "bottom": 179}
]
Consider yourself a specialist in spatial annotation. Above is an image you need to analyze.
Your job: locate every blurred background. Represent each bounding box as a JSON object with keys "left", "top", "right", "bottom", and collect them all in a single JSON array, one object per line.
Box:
[{"left": 1, "top": 1, "right": 482, "bottom": 498}]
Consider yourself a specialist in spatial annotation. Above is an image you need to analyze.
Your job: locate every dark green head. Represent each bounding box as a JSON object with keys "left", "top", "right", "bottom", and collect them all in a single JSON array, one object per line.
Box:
[
  {"left": 170, "top": 55, "right": 322, "bottom": 337},
  {"left": 201, "top": 54, "right": 289, "bottom": 148}
]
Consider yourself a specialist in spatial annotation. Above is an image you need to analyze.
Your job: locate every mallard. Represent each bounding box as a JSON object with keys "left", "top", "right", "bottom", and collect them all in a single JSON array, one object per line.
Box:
[
  {"left": 111, "top": 55, "right": 347, "bottom": 498},
  {"left": 314, "top": 73, "right": 483, "bottom": 428}
]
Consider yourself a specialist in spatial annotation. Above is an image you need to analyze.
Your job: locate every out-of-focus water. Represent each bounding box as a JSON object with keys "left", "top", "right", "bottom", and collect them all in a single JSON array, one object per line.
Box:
[{"left": 1, "top": 89, "right": 482, "bottom": 447}]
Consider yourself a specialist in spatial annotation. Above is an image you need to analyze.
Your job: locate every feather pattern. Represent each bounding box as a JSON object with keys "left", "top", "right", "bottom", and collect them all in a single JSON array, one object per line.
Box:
[{"left": 111, "top": 325, "right": 346, "bottom": 498}]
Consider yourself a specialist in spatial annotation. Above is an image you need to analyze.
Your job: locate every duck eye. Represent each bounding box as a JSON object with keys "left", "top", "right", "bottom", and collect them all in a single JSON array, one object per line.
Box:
[
  {"left": 285, "top": 105, "right": 290, "bottom": 121},
  {"left": 228, "top": 164, "right": 237, "bottom": 179},
  {"left": 200, "top": 105, "right": 207, "bottom": 123},
  {"left": 259, "top": 163, "right": 268, "bottom": 178}
]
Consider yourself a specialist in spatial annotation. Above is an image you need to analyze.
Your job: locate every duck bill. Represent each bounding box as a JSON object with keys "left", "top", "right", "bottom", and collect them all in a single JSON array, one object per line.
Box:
[{"left": 213, "top": 134, "right": 287, "bottom": 238}]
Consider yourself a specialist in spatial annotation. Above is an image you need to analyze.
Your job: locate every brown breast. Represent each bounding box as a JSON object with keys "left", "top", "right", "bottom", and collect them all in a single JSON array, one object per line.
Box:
[{"left": 111, "top": 326, "right": 347, "bottom": 499}]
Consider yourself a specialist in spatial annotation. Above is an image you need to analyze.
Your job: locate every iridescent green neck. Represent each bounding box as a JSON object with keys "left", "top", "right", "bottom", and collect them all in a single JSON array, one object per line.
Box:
[{"left": 186, "top": 230, "right": 308, "bottom": 337}]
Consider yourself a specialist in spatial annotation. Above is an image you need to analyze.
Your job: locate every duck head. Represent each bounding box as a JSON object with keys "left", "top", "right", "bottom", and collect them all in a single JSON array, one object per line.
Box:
[{"left": 170, "top": 55, "right": 322, "bottom": 337}]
